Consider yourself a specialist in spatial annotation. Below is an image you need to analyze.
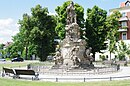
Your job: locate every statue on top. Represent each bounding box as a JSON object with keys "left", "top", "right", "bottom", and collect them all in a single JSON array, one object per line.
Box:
[{"left": 66, "top": 1, "right": 77, "bottom": 25}]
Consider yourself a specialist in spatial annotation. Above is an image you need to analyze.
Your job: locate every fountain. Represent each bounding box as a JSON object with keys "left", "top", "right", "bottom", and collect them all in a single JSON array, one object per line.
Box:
[
  {"left": 53, "top": 1, "right": 94, "bottom": 69},
  {"left": 29, "top": 2, "right": 119, "bottom": 75}
]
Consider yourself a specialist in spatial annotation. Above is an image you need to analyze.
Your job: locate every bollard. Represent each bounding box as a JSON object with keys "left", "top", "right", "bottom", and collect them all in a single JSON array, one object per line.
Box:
[
  {"left": 56, "top": 78, "right": 58, "bottom": 82},
  {"left": 84, "top": 78, "right": 86, "bottom": 82},
  {"left": 110, "top": 77, "right": 112, "bottom": 81}
]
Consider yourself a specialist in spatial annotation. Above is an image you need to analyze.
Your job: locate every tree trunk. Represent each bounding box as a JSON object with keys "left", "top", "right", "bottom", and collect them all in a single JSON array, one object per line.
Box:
[
  {"left": 110, "top": 51, "right": 111, "bottom": 60},
  {"left": 25, "top": 46, "right": 28, "bottom": 60},
  {"left": 25, "top": 41, "right": 29, "bottom": 60},
  {"left": 40, "top": 41, "right": 46, "bottom": 61},
  {"left": 92, "top": 52, "right": 95, "bottom": 62}
]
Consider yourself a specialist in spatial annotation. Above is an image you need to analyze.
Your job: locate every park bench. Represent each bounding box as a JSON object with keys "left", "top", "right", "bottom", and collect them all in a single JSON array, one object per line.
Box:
[
  {"left": 14, "top": 69, "right": 39, "bottom": 80},
  {"left": 2, "top": 67, "right": 15, "bottom": 77},
  {"left": 2, "top": 67, "right": 39, "bottom": 80}
]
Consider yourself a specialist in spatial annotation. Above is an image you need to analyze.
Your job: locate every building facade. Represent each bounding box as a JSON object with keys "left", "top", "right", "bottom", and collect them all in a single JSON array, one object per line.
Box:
[
  {"left": 110, "top": 0, "right": 130, "bottom": 42},
  {"left": 95, "top": 0, "right": 130, "bottom": 61}
]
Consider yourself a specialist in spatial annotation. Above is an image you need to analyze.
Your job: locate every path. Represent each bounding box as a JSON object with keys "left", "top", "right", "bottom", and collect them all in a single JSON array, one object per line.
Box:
[{"left": 38, "top": 66, "right": 130, "bottom": 82}]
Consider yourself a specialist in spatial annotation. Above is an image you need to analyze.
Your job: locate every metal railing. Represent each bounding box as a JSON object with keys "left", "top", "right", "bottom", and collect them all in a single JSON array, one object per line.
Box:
[
  {"left": 40, "top": 76, "right": 130, "bottom": 82},
  {"left": 1, "top": 66, "right": 130, "bottom": 82},
  {"left": 29, "top": 65, "right": 118, "bottom": 75}
]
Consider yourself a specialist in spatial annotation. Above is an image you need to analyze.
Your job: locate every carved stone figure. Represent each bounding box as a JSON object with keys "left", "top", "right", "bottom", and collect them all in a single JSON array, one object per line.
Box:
[
  {"left": 85, "top": 47, "right": 92, "bottom": 57},
  {"left": 65, "top": 25, "right": 73, "bottom": 40},
  {"left": 84, "top": 47, "right": 94, "bottom": 65},
  {"left": 70, "top": 46, "right": 80, "bottom": 66},
  {"left": 54, "top": 51, "right": 63, "bottom": 65},
  {"left": 66, "top": 1, "right": 77, "bottom": 25}
]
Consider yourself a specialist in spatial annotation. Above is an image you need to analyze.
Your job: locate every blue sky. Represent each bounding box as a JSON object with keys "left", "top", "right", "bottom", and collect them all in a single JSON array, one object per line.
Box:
[{"left": 0, "top": 0, "right": 126, "bottom": 43}]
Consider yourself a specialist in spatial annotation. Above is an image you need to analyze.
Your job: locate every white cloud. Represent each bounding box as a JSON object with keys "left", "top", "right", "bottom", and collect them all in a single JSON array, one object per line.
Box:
[{"left": 0, "top": 18, "right": 19, "bottom": 44}]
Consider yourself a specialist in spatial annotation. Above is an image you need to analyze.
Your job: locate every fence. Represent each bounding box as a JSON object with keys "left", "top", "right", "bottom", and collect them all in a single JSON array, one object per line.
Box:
[
  {"left": 40, "top": 76, "right": 130, "bottom": 82},
  {"left": 29, "top": 65, "right": 118, "bottom": 75},
  {"left": 1, "top": 65, "right": 130, "bottom": 82}
]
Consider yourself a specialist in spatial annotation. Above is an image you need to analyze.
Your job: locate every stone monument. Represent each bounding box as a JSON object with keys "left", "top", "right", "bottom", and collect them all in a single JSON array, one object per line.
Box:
[{"left": 54, "top": 1, "right": 94, "bottom": 69}]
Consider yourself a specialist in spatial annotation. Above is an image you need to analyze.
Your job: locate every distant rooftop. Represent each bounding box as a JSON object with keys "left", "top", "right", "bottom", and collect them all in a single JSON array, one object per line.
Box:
[{"left": 110, "top": 0, "right": 130, "bottom": 12}]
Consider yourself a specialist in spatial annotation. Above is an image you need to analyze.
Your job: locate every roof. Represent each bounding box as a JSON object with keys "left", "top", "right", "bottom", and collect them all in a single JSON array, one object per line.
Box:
[
  {"left": 110, "top": 0, "right": 130, "bottom": 12},
  {"left": 109, "top": 6, "right": 130, "bottom": 12},
  {"left": 4, "top": 42, "right": 12, "bottom": 48},
  {"left": 126, "top": 0, "right": 130, "bottom": 3}
]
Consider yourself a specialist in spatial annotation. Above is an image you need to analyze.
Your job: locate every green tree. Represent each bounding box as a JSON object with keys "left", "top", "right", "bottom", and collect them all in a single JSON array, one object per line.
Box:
[
  {"left": 55, "top": 1, "right": 84, "bottom": 39},
  {"left": 85, "top": 6, "right": 107, "bottom": 61},
  {"left": 28, "top": 44, "right": 37, "bottom": 60},
  {"left": 116, "top": 41, "right": 130, "bottom": 61},
  {"left": 18, "top": 14, "right": 33, "bottom": 60},
  {"left": 0, "top": 44, "right": 4, "bottom": 49},
  {"left": 30, "top": 5, "right": 56, "bottom": 61},
  {"left": 0, "top": 44, "right": 5, "bottom": 58},
  {"left": 106, "top": 11, "right": 122, "bottom": 60},
  {"left": 5, "top": 43, "right": 19, "bottom": 58},
  {"left": 12, "top": 5, "right": 56, "bottom": 61}
]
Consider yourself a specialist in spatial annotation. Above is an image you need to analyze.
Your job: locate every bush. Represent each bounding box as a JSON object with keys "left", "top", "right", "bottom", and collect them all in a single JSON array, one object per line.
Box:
[
  {"left": 99, "top": 55, "right": 106, "bottom": 61},
  {"left": 117, "top": 53, "right": 125, "bottom": 61},
  {"left": 6, "top": 58, "right": 11, "bottom": 61}
]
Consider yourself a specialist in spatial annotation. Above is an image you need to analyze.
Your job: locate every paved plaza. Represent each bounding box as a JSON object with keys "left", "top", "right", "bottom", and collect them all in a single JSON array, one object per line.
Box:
[{"left": 37, "top": 66, "right": 130, "bottom": 82}]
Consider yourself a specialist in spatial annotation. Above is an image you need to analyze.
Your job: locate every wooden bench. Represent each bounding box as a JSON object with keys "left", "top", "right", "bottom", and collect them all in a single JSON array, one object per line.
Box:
[
  {"left": 14, "top": 69, "right": 39, "bottom": 80},
  {"left": 2, "top": 67, "right": 39, "bottom": 80},
  {"left": 2, "top": 67, "right": 15, "bottom": 77}
]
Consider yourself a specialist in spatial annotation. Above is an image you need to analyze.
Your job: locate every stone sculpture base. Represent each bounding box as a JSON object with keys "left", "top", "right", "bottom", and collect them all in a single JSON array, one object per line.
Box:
[{"left": 54, "top": 23, "right": 94, "bottom": 69}]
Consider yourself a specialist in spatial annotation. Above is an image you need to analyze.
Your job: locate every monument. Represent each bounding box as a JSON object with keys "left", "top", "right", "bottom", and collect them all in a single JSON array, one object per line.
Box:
[
  {"left": 54, "top": 1, "right": 94, "bottom": 69},
  {"left": 28, "top": 1, "right": 120, "bottom": 76}
]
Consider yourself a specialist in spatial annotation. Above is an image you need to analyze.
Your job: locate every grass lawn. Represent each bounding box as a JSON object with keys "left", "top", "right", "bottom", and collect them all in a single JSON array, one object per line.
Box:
[
  {"left": 0, "top": 78, "right": 130, "bottom": 86},
  {"left": 0, "top": 60, "right": 54, "bottom": 71},
  {"left": 0, "top": 61, "right": 35, "bottom": 71}
]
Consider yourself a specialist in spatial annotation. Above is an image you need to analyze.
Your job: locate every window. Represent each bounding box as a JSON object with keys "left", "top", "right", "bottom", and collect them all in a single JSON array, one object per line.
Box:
[
  {"left": 122, "top": 12, "right": 126, "bottom": 17},
  {"left": 122, "top": 32, "right": 127, "bottom": 40},
  {"left": 121, "top": 22, "right": 127, "bottom": 27}
]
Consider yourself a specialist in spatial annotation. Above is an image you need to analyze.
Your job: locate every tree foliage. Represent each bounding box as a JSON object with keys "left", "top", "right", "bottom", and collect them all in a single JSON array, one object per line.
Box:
[
  {"left": 0, "top": 44, "right": 4, "bottom": 49},
  {"left": 106, "top": 11, "right": 122, "bottom": 59},
  {"left": 0, "top": 44, "right": 5, "bottom": 58},
  {"left": 29, "top": 5, "right": 56, "bottom": 61},
  {"left": 55, "top": 1, "right": 84, "bottom": 39},
  {"left": 5, "top": 43, "right": 19, "bottom": 58},
  {"left": 18, "top": 13, "right": 35, "bottom": 60},
  {"left": 7, "top": 5, "right": 56, "bottom": 61},
  {"left": 85, "top": 6, "right": 107, "bottom": 60},
  {"left": 116, "top": 41, "right": 130, "bottom": 61}
]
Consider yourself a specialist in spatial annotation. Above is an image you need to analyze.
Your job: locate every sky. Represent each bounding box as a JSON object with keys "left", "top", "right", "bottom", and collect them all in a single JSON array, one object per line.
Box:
[{"left": 0, "top": 0, "right": 126, "bottom": 44}]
